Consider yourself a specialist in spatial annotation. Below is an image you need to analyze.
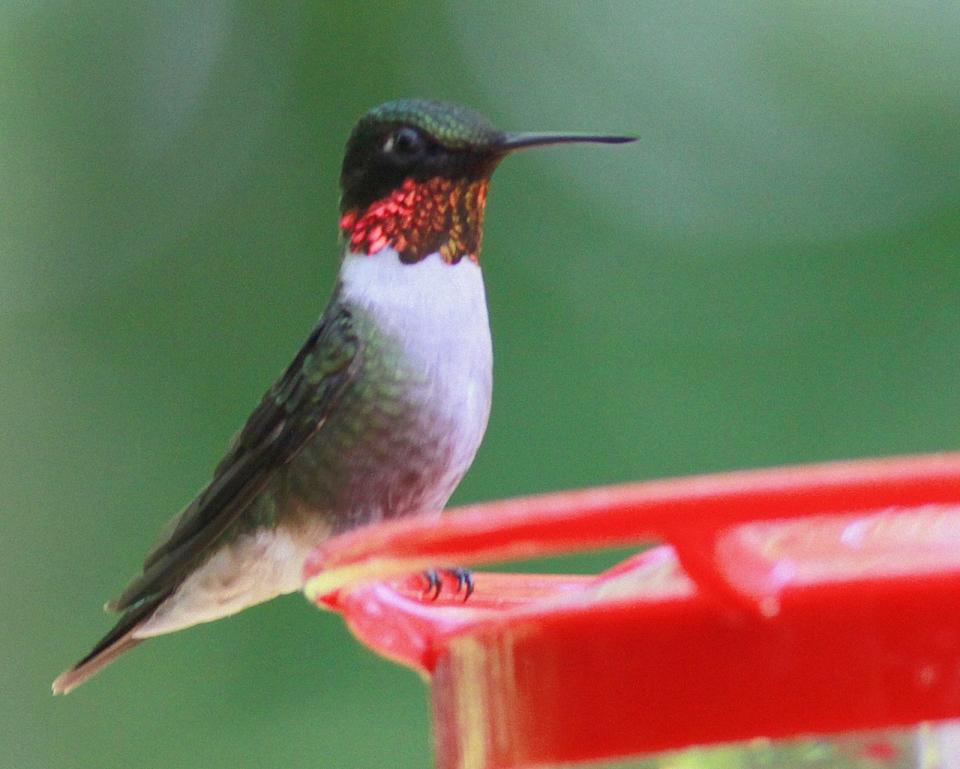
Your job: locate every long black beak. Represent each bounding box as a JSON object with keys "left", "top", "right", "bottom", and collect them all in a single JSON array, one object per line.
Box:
[{"left": 495, "top": 132, "right": 636, "bottom": 153}]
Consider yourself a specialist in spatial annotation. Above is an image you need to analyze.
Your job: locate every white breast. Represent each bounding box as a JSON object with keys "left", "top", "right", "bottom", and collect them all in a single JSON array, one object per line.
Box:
[{"left": 340, "top": 248, "right": 493, "bottom": 479}]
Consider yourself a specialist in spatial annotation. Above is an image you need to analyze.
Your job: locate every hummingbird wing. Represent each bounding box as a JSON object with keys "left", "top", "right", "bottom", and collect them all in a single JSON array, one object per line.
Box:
[
  {"left": 109, "top": 300, "right": 361, "bottom": 614},
  {"left": 53, "top": 299, "right": 362, "bottom": 694}
]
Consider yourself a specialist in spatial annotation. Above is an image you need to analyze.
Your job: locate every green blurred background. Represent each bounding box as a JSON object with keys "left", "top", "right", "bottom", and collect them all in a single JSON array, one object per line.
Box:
[{"left": 3, "top": 2, "right": 959, "bottom": 767}]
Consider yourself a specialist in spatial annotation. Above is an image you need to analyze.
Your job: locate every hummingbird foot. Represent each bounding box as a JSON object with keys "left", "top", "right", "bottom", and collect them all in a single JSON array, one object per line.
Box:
[{"left": 421, "top": 568, "right": 474, "bottom": 602}]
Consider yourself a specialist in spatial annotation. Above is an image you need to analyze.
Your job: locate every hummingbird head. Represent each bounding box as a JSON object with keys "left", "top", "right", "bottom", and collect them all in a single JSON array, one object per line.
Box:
[{"left": 339, "top": 99, "right": 634, "bottom": 264}]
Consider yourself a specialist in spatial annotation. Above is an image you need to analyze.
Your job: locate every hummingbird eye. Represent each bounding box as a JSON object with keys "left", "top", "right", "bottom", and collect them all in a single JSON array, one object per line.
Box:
[{"left": 383, "top": 127, "right": 425, "bottom": 157}]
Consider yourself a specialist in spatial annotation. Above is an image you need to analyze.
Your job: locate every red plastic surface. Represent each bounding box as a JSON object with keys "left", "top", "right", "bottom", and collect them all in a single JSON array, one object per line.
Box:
[{"left": 304, "top": 453, "right": 960, "bottom": 769}]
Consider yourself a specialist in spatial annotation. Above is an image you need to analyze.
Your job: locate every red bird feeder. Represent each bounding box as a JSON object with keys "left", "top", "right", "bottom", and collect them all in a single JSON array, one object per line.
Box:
[{"left": 304, "top": 453, "right": 960, "bottom": 768}]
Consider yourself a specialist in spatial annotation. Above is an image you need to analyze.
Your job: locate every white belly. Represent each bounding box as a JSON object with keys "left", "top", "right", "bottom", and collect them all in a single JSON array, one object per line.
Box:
[{"left": 135, "top": 517, "right": 332, "bottom": 637}]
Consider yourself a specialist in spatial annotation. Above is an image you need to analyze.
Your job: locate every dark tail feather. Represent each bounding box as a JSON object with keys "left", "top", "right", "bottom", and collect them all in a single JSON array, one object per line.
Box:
[
  {"left": 52, "top": 634, "right": 143, "bottom": 695},
  {"left": 52, "top": 598, "right": 160, "bottom": 695}
]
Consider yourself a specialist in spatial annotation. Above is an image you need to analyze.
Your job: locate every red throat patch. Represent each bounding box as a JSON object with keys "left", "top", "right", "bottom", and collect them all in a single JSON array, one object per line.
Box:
[{"left": 340, "top": 177, "right": 489, "bottom": 265}]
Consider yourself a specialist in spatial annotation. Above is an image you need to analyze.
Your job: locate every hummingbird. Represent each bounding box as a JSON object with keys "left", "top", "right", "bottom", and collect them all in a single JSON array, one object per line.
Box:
[{"left": 52, "top": 99, "right": 634, "bottom": 694}]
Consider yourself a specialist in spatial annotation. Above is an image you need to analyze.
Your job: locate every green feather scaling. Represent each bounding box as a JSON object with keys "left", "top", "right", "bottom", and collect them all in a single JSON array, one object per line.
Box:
[{"left": 363, "top": 99, "right": 501, "bottom": 148}]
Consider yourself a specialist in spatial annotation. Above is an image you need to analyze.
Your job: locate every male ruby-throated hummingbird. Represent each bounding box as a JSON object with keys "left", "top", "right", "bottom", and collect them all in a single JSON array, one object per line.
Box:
[{"left": 53, "top": 99, "right": 633, "bottom": 694}]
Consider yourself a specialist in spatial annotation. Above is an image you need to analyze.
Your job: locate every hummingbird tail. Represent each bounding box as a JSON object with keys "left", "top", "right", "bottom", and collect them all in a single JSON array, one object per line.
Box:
[
  {"left": 52, "top": 596, "right": 160, "bottom": 695},
  {"left": 52, "top": 634, "right": 142, "bottom": 695}
]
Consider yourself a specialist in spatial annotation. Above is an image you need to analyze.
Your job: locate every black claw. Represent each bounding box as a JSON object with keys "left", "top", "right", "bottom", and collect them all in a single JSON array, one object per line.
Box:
[
  {"left": 422, "top": 569, "right": 443, "bottom": 600},
  {"left": 420, "top": 568, "right": 475, "bottom": 602},
  {"left": 452, "top": 568, "right": 475, "bottom": 601}
]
